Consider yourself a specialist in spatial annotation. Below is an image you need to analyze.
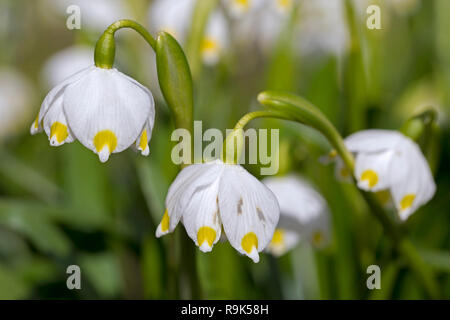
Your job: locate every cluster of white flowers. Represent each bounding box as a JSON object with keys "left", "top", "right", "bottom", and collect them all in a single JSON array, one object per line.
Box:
[{"left": 26, "top": 0, "right": 437, "bottom": 264}]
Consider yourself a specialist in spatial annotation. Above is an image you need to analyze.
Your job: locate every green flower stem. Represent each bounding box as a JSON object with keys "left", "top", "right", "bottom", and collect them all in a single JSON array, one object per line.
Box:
[
  {"left": 257, "top": 91, "right": 355, "bottom": 171},
  {"left": 94, "top": 19, "right": 157, "bottom": 69},
  {"left": 256, "top": 90, "right": 440, "bottom": 298},
  {"left": 223, "top": 111, "right": 292, "bottom": 164}
]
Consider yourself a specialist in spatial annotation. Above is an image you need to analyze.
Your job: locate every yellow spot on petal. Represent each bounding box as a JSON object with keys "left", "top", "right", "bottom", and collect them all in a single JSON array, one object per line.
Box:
[
  {"left": 400, "top": 194, "right": 415, "bottom": 211},
  {"left": 161, "top": 209, "right": 170, "bottom": 232},
  {"left": 270, "top": 229, "right": 284, "bottom": 246},
  {"left": 93, "top": 130, "right": 117, "bottom": 153},
  {"left": 361, "top": 169, "right": 379, "bottom": 188},
  {"left": 241, "top": 232, "right": 258, "bottom": 254},
  {"left": 312, "top": 231, "right": 323, "bottom": 246},
  {"left": 235, "top": 0, "right": 249, "bottom": 8},
  {"left": 197, "top": 226, "right": 217, "bottom": 247},
  {"left": 139, "top": 129, "right": 148, "bottom": 151},
  {"left": 201, "top": 37, "right": 218, "bottom": 53},
  {"left": 277, "top": 0, "right": 291, "bottom": 8},
  {"left": 50, "top": 122, "right": 69, "bottom": 143},
  {"left": 33, "top": 116, "right": 39, "bottom": 129},
  {"left": 329, "top": 149, "right": 337, "bottom": 158}
]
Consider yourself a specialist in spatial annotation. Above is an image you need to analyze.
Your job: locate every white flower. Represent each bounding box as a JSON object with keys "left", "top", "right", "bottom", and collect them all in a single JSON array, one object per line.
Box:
[
  {"left": 295, "top": 0, "right": 349, "bottom": 57},
  {"left": 263, "top": 175, "right": 331, "bottom": 256},
  {"left": 31, "top": 66, "right": 155, "bottom": 163},
  {"left": 201, "top": 11, "right": 229, "bottom": 66},
  {"left": 41, "top": 46, "right": 92, "bottom": 88},
  {"left": 0, "top": 68, "right": 34, "bottom": 141},
  {"left": 223, "top": 0, "right": 263, "bottom": 18},
  {"left": 156, "top": 160, "right": 280, "bottom": 263},
  {"left": 149, "top": 0, "right": 229, "bottom": 66},
  {"left": 148, "top": 0, "right": 195, "bottom": 42},
  {"left": 341, "top": 130, "right": 436, "bottom": 220}
]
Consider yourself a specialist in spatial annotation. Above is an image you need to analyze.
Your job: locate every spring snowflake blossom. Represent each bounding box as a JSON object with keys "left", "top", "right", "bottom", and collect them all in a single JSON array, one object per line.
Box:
[
  {"left": 31, "top": 66, "right": 155, "bottom": 163},
  {"left": 330, "top": 130, "right": 436, "bottom": 220},
  {"left": 156, "top": 159, "right": 280, "bottom": 263},
  {"left": 263, "top": 175, "right": 331, "bottom": 256}
]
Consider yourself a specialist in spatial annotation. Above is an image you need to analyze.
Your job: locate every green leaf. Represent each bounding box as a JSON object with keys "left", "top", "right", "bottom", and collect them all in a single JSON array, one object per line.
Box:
[
  {"left": 79, "top": 252, "right": 122, "bottom": 298},
  {"left": 0, "top": 199, "right": 71, "bottom": 256}
]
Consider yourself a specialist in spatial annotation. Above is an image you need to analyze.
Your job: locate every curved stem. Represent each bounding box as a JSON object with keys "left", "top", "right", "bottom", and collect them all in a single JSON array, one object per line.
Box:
[
  {"left": 233, "top": 110, "right": 293, "bottom": 130},
  {"left": 255, "top": 91, "right": 440, "bottom": 298},
  {"left": 95, "top": 19, "right": 157, "bottom": 68}
]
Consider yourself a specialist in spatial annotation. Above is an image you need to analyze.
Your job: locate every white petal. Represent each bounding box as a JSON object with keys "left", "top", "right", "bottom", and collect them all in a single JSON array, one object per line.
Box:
[
  {"left": 263, "top": 175, "right": 331, "bottom": 249},
  {"left": 63, "top": 67, "right": 152, "bottom": 161},
  {"left": 38, "top": 66, "right": 93, "bottom": 125},
  {"left": 148, "top": 0, "right": 195, "bottom": 42},
  {"left": 345, "top": 129, "right": 406, "bottom": 153},
  {"left": 42, "top": 45, "right": 93, "bottom": 88},
  {"left": 134, "top": 95, "right": 155, "bottom": 156},
  {"left": 354, "top": 150, "right": 395, "bottom": 191},
  {"left": 218, "top": 164, "right": 280, "bottom": 263},
  {"left": 266, "top": 228, "right": 300, "bottom": 257},
  {"left": 181, "top": 175, "right": 222, "bottom": 252},
  {"left": 390, "top": 140, "right": 436, "bottom": 220},
  {"left": 158, "top": 161, "right": 224, "bottom": 236},
  {"left": 42, "top": 95, "right": 75, "bottom": 147},
  {"left": 202, "top": 11, "right": 228, "bottom": 66}
]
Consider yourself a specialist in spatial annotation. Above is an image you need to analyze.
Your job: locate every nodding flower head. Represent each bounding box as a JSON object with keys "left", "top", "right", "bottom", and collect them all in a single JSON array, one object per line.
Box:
[
  {"left": 263, "top": 175, "right": 331, "bottom": 256},
  {"left": 156, "top": 159, "right": 280, "bottom": 263},
  {"left": 328, "top": 130, "right": 436, "bottom": 220},
  {"left": 31, "top": 65, "right": 155, "bottom": 163}
]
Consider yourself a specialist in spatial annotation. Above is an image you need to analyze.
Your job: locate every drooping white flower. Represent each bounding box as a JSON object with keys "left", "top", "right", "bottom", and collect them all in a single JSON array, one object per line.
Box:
[
  {"left": 0, "top": 68, "right": 34, "bottom": 141},
  {"left": 41, "top": 46, "right": 92, "bottom": 88},
  {"left": 333, "top": 130, "right": 436, "bottom": 220},
  {"left": 223, "top": 0, "right": 263, "bottom": 18},
  {"left": 263, "top": 175, "right": 331, "bottom": 256},
  {"left": 31, "top": 66, "right": 155, "bottom": 162},
  {"left": 156, "top": 159, "right": 280, "bottom": 263}
]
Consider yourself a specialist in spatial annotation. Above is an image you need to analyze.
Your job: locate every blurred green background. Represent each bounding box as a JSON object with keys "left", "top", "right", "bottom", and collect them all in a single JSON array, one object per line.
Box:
[{"left": 0, "top": 0, "right": 448, "bottom": 299}]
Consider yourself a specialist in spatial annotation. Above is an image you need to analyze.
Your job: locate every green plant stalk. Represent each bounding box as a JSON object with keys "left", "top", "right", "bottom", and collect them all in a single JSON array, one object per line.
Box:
[
  {"left": 94, "top": 19, "right": 156, "bottom": 68},
  {"left": 257, "top": 91, "right": 440, "bottom": 298},
  {"left": 257, "top": 91, "right": 355, "bottom": 171}
]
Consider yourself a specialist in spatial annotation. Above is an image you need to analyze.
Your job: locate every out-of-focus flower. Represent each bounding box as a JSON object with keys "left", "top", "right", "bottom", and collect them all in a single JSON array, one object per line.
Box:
[
  {"left": 156, "top": 159, "right": 280, "bottom": 263},
  {"left": 223, "top": 0, "right": 264, "bottom": 18},
  {"left": 329, "top": 130, "right": 436, "bottom": 220},
  {"left": 41, "top": 45, "right": 92, "bottom": 88},
  {"left": 0, "top": 68, "right": 34, "bottom": 141},
  {"left": 31, "top": 66, "right": 155, "bottom": 162},
  {"left": 295, "top": 0, "right": 349, "bottom": 57},
  {"left": 149, "top": 0, "right": 229, "bottom": 66},
  {"left": 263, "top": 175, "right": 331, "bottom": 256}
]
